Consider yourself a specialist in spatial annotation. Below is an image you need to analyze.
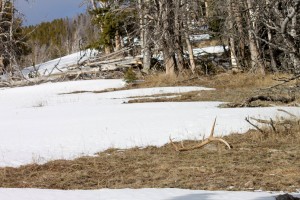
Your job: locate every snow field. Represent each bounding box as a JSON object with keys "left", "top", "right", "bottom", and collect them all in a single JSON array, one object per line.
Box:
[
  {"left": 0, "top": 79, "right": 298, "bottom": 167},
  {"left": 0, "top": 188, "right": 299, "bottom": 200}
]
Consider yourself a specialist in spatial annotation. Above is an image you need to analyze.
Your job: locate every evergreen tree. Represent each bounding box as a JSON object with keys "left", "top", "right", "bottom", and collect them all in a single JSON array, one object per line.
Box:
[
  {"left": 89, "top": 0, "right": 138, "bottom": 54},
  {"left": 0, "top": 0, "right": 30, "bottom": 74}
]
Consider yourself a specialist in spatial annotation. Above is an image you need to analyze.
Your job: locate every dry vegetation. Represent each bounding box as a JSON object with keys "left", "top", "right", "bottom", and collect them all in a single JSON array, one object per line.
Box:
[
  {"left": 122, "top": 73, "right": 299, "bottom": 107},
  {"left": 65, "top": 72, "right": 299, "bottom": 106},
  {"left": 0, "top": 117, "right": 299, "bottom": 191}
]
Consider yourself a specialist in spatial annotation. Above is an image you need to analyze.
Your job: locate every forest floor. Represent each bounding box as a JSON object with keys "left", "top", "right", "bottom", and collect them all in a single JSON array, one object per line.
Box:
[{"left": 0, "top": 73, "right": 299, "bottom": 192}]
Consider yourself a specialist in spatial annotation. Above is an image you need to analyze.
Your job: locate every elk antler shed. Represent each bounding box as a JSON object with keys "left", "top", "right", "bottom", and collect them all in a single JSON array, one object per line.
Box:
[{"left": 169, "top": 118, "right": 231, "bottom": 151}]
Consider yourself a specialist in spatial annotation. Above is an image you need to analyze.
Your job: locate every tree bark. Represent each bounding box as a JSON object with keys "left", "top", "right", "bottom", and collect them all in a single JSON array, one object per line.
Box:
[
  {"left": 174, "top": 0, "right": 184, "bottom": 72},
  {"left": 163, "top": 47, "right": 176, "bottom": 76},
  {"left": 139, "top": 0, "right": 151, "bottom": 73},
  {"left": 227, "top": 0, "right": 239, "bottom": 69},
  {"left": 231, "top": 0, "right": 245, "bottom": 62},
  {"left": 159, "top": 0, "right": 176, "bottom": 75},
  {"left": 183, "top": 0, "right": 196, "bottom": 73},
  {"left": 114, "top": 30, "right": 121, "bottom": 51},
  {"left": 280, "top": 1, "right": 300, "bottom": 73},
  {"left": 246, "top": 0, "right": 265, "bottom": 74},
  {"left": 265, "top": 0, "right": 277, "bottom": 72}
]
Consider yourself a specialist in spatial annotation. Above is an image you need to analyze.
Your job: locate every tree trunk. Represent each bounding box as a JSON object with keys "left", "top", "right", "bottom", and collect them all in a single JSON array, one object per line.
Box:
[
  {"left": 115, "top": 30, "right": 121, "bottom": 51},
  {"left": 231, "top": 0, "right": 245, "bottom": 62},
  {"left": 183, "top": 0, "right": 196, "bottom": 73},
  {"left": 160, "top": 0, "right": 176, "bottom": 75},
  {"left": 227, "top": 0, "right": 239, "bottom": 69},
  {"left": 246, "top": 0, "right": 265, "bottom": 74},
  {"left": 290, "top": 7, "right": 300, "bottom": 73},
  {"left": 139, "top": 0, "right": 151, "bottom": 73},
  {"left": 265, "top": 0, "right": 277, "bottom": 72},
  {"left": 163, "top": 47, "right": 176, "bottom": 76},
  {"left": 174, "top": 0, "right": 184, "bottom": 72},
  {"left": 280, "top": 1, "right": 300, "bottom": 73},
  {"left": 205, "top": 0, "right": 212, "bottom": 17},
  {"left": 185, "top": 32, "right": 196, "bottom": 73},
  {"left": 105, "top": 46, "right": 111, "bottom": 55}
]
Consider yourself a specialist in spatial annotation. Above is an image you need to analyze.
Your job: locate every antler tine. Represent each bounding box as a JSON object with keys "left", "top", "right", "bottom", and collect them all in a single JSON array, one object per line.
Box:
[
  {"left": 180, "top": 141, "right": 185, "bottom": 148},
  {"left": 169, "top": 136, "right": 179, "bottom": 151},
  {"left": 209, "top": 117, "right": 217, "bottom": 137}
]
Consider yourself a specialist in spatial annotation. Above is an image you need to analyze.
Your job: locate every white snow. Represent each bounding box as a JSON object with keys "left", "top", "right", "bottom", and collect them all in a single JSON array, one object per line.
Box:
[
  {"left": 0, "top": 188, "right": 299, "bottom": 200},
  {"left": 193, "top": 46, "right": 228, "bottom": 56},
  {"left": 21, "top": 49, "right": 98, "bottom": 78},
  {"left": 0, "top": 79, "right": 299, "bottom": 167},
  {"left": 190, "top": 34, "right": 211, "bottom": 41}
]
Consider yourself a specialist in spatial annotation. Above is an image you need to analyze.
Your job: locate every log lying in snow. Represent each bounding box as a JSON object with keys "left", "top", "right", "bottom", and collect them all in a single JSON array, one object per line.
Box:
[
  {"left": 276, "top": 193, "right": 300, "bottom": 200},
  {"left": 244, "top": 95, "right": 295, "bottom": 106},
  {"left": 84, "top": 56, "right": 142, "bottom": 71}
]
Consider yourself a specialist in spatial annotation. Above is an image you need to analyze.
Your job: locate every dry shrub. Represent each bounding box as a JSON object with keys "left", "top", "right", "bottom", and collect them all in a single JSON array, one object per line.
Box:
[{"left": 248, "top": 116, "right": 300, "bottom": 144}]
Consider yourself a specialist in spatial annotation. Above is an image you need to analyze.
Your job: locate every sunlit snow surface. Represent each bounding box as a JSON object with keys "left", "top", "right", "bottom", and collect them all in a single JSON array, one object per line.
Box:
[
  {"left": 0, "top": 79, "right": 299, "bottom": 167},
  {"left": 21, "top": 49, "right": 98, "bottom": 77},
  {"left": 0, "top": 188, "right": 299, "bottom": 200}
]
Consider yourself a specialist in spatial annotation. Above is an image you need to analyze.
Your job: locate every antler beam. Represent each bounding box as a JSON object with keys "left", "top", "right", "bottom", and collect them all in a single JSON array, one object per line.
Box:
[{"left": 169, "top": 118, "right": 231, "bottom": 151}]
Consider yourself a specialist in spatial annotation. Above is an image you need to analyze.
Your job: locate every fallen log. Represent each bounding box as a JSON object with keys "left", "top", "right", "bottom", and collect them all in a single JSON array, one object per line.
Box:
[{"left": 243, "top": 95, "right": 295, "bottom": 106}]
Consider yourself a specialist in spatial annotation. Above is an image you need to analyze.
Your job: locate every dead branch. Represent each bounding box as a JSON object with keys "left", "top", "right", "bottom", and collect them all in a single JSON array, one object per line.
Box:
[
  {"left": 243, "top": 95, "right": 295, "bottom": 106},
  {"left": 261, "top": 74, "right": 300, "bottom": 90},
  {"left": 249, "top": 117, "right": 271, "bottom": 124},
  {"left": 249, "top": 117, "right": 278, "bottom": 133},
  {"left": 270, "top": 118, "right": 278, "bottom": 134},
  {"left": 245, "top": 117, "right": 265, "bottom": 134},
  {"left": 277, "top": 109, "right": 297, "bottom": 118},
  {"left": 87, "top": 47, "right": 131, "bottom": 63},
  {"left": 169, "top": 118, "right": 231, "bottom": 152}
]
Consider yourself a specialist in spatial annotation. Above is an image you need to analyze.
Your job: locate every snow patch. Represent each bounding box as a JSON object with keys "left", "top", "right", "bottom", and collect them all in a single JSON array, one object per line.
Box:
[{"left": 0, "top": 188, "right": 299, "bottom": 200}]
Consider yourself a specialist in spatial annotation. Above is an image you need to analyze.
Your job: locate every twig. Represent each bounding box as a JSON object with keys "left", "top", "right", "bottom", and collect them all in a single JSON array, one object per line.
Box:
[
  {"left": 270, "top": 118, "right": 278, "bottom": 134},
  {"left": 277, "top": 109, "right": 296, "bottom": 117},
  {"left": 245, "top": 117, "right": 265, "bottom": 134}
]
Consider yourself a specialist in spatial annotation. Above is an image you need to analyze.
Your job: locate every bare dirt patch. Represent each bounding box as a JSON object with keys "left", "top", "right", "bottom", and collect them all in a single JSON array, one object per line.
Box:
[{"left": 0, "top": 118, "right": 299, "bottom": 192}]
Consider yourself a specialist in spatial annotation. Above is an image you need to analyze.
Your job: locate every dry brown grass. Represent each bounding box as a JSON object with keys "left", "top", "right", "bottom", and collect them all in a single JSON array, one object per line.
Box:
[
  {"left": 0, "top": 118, "right": 299, "bottom": 191},
  {"left": 62, "top": 72, "right": 299, "bottom": 106},
  {"left": 195, "top": 39, "right": 223, "bottom": 48},
  {"left": 125, "top": 73, "right": 300, "bottom": 106},
  {"left": 135, "top": 72, "right": 286, "bottom": 90}
]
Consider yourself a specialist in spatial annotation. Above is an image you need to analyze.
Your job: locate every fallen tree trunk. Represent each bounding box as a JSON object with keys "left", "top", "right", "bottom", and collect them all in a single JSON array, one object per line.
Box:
[{"left": 244, "top": 95, "right": 295, "bottom": 106}]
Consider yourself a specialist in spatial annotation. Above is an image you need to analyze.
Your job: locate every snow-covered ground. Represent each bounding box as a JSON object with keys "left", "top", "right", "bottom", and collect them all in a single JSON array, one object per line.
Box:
[
  {"left": 0, "top": 79, "right": 299, "bottom": 167},
  {"left": 190, "top": 34, "right": 211, "bottom": 41},
  {"left": 1, "top": 51, "right": 299, "bottom": 199},
  {"left": 193, "top": 46, "right": 227, "bottom": 56},
  {"left": 21, "top": 49, "right": 98, "bottom": 78},
  {"left": 1, "top": 188, "right": 299, "bottom": 200}
]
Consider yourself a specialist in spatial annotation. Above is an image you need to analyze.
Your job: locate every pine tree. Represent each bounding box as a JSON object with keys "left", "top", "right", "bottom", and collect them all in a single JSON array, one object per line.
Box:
[{"left": 0, "top": 0, "right": 30, "bottom": 74}]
